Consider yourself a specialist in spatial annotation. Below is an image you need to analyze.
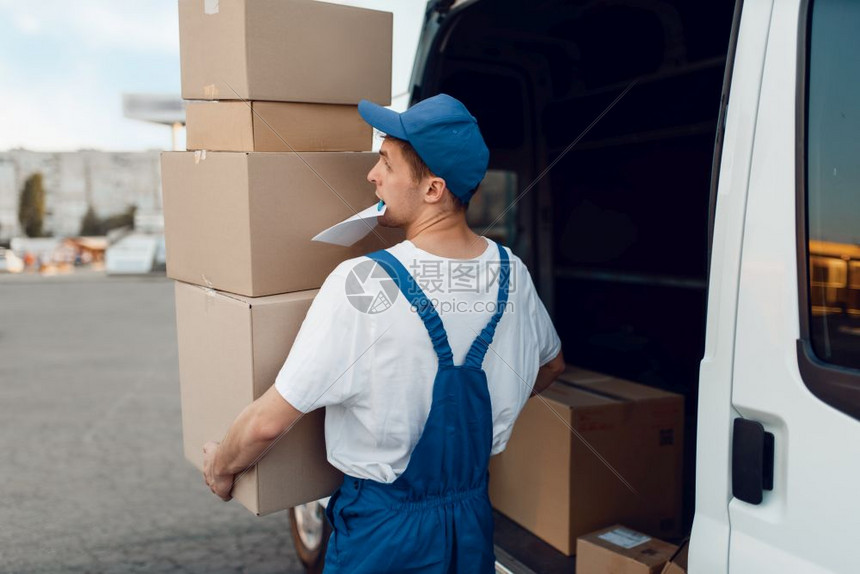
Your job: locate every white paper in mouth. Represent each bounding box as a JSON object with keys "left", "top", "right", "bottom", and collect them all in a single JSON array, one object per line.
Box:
[{"left": 312, "top": 202, "right": 387, "bottom": 246}]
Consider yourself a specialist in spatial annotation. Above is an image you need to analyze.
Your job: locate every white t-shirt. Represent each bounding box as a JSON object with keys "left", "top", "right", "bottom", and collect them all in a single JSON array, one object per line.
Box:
[{"left": 275, "top": 237, "right": 561, "bottom": 483}]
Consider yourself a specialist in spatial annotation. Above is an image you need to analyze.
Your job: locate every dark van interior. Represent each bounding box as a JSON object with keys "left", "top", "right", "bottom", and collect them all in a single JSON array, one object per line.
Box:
[{"left": 410, "top": 0, "right": 738, "bottom": 570}]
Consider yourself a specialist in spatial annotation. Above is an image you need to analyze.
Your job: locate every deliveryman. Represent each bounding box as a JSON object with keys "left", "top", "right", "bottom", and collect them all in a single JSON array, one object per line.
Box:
[{"left": 202, "top": 94, "right": 565, "bottom": 573}]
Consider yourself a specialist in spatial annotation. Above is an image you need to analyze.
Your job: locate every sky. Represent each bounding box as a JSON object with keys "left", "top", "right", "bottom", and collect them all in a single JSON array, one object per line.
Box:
[{"left": 0, "top": 0, "right": 427, "bottom": 152}]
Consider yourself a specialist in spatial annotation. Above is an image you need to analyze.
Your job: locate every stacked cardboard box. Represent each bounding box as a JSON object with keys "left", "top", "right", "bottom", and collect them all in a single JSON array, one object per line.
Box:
[
  {"left": 660, "top": 539, "right": 689, "bottom": 574},
  {"left": 164, "top": 0, "right": 401, "bottom": 515},
  {"left": 488, "top": 365, "right": 684, "bottom": 555},
  {"left": 576, "top": 525, "right": 679, "bottom": 574}
]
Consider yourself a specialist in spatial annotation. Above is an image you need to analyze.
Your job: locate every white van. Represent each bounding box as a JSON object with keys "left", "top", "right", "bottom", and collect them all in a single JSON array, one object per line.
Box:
[{"left": 290, "top": 0, "right": 860, "bottom": 571}]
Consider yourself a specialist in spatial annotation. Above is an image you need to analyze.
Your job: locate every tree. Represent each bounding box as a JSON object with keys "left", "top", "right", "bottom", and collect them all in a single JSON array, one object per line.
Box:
[
  {"left": 18, "top": 173, "right": 46, "bottom": 238},
  {"left": 79, "top": 206, "right": 102, "bottom": 236},
  {"left": 78, "top": 204, "right": 136, "bottom": 236},
  {"left": 103, "top": 205, "right": 136, "bottom": 233}
]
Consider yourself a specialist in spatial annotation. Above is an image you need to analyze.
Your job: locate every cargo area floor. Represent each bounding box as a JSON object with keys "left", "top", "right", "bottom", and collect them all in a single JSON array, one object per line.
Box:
[{"left": 493, "top": 511, "right": 576, "bottom": 573}]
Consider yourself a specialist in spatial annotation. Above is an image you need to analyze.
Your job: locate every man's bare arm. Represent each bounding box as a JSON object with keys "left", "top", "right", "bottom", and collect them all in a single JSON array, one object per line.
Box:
[
  {"left": 530, "top": 350, "right": 565, "bottom": 398},
  {"left": 203, "top": 385, "right": 303, "bottom": 500}
]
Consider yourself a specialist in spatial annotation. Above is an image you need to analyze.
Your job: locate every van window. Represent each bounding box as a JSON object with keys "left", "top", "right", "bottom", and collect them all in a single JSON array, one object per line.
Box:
[{"left": 805, "top": 0, "right": 860, "bottom": 371}]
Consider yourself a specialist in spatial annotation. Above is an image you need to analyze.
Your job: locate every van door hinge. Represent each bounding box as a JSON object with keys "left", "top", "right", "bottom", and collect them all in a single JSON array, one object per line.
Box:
[
  {"left": 732, "top": 418, "right": 775, "bottom": 505},
  {"left": 432, "top": 0, "right": 456, "bottom": 15}
]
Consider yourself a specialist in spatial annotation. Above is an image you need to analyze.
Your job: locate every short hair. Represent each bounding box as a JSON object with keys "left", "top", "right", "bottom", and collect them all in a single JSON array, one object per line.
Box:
[
  {"left": 384, "top": 135, "right": 469, "bottom": 211},
  {"left": 451, "top": 189, "right": 472, "bottom": 211}
]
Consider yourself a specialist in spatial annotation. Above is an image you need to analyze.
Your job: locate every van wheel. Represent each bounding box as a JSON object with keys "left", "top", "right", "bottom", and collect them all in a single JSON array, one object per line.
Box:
[{"left": 289, "top": 501, "right": 330, "bottom": 573}]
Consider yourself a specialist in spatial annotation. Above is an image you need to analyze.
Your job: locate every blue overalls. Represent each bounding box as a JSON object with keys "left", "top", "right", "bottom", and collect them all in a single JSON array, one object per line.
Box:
[{"left": 323, "top": 243, "right": 511, "bottom": 574}]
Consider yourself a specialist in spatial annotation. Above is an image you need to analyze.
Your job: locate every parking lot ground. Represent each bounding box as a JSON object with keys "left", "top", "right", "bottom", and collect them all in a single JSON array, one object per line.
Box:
[{"left": 0, "top": 273, "right": 306, "bottom": 574}]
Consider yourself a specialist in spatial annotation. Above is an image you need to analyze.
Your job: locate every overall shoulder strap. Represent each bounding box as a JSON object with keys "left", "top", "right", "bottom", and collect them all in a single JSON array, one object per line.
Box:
[
  {"left": 463, "top": 243, "right": 511, "bottom": 369},
  {"left": 365, "top": 249, "right": 454, "bottom": 367}
]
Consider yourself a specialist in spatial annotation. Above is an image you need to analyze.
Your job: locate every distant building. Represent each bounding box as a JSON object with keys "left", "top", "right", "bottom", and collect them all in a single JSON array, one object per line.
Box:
[{"left": 0, "top": 149, "right": 163, "bottom": 241}]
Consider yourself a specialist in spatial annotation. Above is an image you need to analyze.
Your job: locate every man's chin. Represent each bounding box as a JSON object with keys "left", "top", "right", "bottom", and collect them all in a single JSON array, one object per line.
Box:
[{"left": 377, "top": 215, "right": 398, "bottom": 228}]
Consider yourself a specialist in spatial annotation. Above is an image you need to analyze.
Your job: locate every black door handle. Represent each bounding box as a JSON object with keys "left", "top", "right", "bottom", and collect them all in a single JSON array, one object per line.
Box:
[{"left": 732, "top": 418, "right": 775, "bottom": 505}]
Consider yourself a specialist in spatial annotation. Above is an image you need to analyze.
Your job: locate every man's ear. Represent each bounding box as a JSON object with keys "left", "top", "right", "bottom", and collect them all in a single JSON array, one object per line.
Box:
[{"left": 425, "top": 176, "right": 447, "bottom": 204}]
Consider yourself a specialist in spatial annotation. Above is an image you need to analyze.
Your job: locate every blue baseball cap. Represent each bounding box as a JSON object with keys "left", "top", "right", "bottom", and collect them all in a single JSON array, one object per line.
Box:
[{"left": 357, "top": 94, "right": 490, "bottom": 204}]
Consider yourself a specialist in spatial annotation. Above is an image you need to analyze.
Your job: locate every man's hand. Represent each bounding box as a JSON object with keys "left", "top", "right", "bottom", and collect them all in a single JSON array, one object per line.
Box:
[
  {"left": 202, "top": 441, "right": 234, "bottom": 501},
  {"left": 199, "top": 387, "right": 303, "bottom": 503},
  {"left": 531, "top": 350, "right": 566, "bottom": 397}
]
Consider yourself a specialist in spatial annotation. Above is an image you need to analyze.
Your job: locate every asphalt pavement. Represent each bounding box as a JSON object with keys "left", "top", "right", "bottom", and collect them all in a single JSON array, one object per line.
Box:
[{"left": 0, "top": 272, "right": 306, "bottom": 574}]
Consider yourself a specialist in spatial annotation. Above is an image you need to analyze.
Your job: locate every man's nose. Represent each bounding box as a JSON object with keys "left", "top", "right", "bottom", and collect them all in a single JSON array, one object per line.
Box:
[{"left": 367, "top": 166, "right": 378, "bottom": 185}]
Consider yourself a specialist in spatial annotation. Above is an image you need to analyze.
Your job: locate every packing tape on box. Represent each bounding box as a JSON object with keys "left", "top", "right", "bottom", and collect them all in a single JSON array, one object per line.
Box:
[
  {"left": 200, "top": 275, "right": 216, "bottom": 313},
  {"left": 193, "top": 150, "right": 207, "bottom": 164},
  {"left": 198, "top": 279, "right": 247, "bottom": 312},
  {"left": 203, "top": 84, "right": 219, "bottom": 99},
  {"left": 204, "top": 0, "right": 219, "bottom": 15}
]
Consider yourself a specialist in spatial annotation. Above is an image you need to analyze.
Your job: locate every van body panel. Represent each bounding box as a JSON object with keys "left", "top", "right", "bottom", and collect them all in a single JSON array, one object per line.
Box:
[
  {"left": 688, "top": 0, "right": 774, "bottom": 570},
  {"left": 730, "top": 531, "right": 834, "bottom": 574},
  {"left": 727, "top": 0, "right": 860, "bottom": 571}
]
